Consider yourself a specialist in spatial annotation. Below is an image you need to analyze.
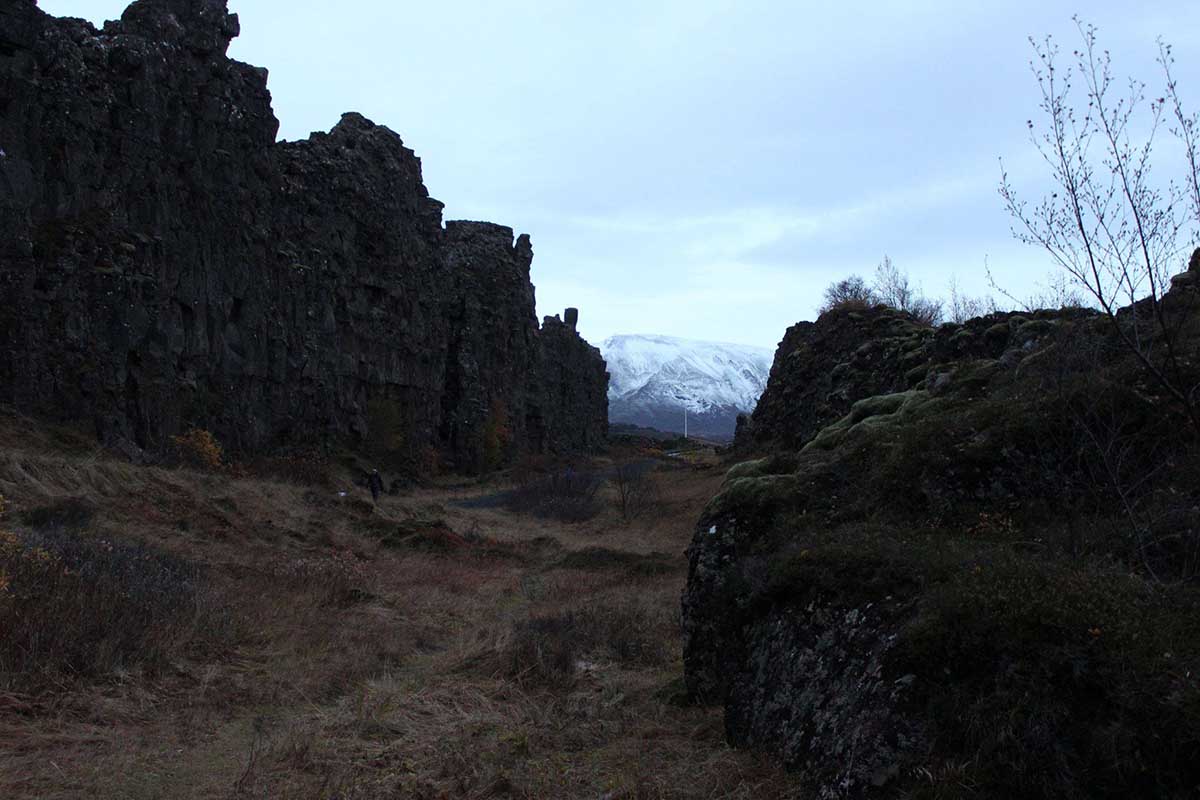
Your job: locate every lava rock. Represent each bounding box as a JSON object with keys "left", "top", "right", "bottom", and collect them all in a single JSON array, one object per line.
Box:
[{"left": 0, "top": 0, "right": 607, "bottom": 466}]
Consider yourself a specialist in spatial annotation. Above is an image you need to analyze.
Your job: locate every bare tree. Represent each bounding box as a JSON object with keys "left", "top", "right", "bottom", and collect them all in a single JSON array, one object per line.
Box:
[
  {"left": 1000, "top": 18, "right": 1200, "bottom": 432},
  {"left": 873, "top": 256, "right": 944, "bottom": 325},
  {"left": 611, "top": 461, "right": 659, "bottom": 522},
  {"left": 873, "top": 255, "right": 914, "bottom": 311},
  {"left": 946, "top": 276, "right": 999, "bottom": 323},
  {"left": 820, "top": 275, "right": 876, "bottom": 313},
  {"left": 906, "top": 296, "right": 944, "bottom": 327},
  {"left": 984, "top": 261, "right": 1085, "bottom": 313}
]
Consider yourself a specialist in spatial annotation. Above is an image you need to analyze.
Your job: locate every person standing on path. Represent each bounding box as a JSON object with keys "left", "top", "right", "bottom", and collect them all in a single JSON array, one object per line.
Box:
[{"left": 368, "top": 469, "right": 384, "bottom": 504}]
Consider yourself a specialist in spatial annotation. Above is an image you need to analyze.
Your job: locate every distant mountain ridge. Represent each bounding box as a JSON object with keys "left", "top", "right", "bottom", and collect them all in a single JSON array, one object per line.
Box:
[{"left": 599, "top": 334, "right": 774, "bottom": 440}]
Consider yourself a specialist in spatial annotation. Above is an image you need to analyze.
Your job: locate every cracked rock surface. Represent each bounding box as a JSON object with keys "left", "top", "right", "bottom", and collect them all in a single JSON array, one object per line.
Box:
[{"left": 0, "top": 0, "right": 607, "bottom": 465}]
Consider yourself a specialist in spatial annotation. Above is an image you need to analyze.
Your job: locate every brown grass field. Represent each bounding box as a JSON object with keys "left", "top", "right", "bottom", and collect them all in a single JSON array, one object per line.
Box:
[{"left": 0, "top": 411, "right": 800, "bottom": 799}]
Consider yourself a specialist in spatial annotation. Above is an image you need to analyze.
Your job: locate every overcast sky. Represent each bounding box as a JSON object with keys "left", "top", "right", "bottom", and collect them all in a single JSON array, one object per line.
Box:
[{"left": 40, "top": 1, "right": 1200, "bottom": 349}]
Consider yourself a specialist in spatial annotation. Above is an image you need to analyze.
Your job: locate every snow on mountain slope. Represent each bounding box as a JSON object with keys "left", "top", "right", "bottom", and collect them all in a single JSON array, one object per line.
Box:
[{"left": 600, "top": 334, "right": 774, "bottom": 439}]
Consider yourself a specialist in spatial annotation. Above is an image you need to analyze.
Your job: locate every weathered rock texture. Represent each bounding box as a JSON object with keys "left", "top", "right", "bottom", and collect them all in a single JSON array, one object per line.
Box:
[
  {"left": 0, "top": 0, "right": 607, "bottom": 466},
  {"left": 688, "top": 286, "right": 1200, "bottom": 797},
  {"left": 736, "top": 303, "right": 1096, "bottom": 453},
  {"left": 529, "top": 313, "right": 609, "bottom": 454}
]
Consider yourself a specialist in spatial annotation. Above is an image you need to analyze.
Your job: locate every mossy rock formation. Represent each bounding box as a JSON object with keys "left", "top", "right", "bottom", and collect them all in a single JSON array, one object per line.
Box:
[{"left": 686, "top": 286, "right": 1200, "bottom": 797}]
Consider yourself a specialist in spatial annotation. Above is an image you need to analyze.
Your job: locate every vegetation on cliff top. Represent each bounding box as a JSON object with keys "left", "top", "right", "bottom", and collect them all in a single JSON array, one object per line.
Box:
[{"left": 694, "top": 26, "right": 1200, "bottom": 778}]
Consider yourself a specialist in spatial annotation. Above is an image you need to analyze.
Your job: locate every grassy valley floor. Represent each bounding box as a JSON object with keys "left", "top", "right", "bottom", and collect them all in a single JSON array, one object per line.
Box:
[{"left": 0, "top": 414, "right": 798, "bottom": 799}]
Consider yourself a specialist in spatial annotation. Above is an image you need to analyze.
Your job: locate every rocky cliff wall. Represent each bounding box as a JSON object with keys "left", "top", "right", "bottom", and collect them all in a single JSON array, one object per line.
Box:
[
  {"left": 0, "top": 0, "right": 607, "bottom": 466},
  {"left": 734, "top": 302, "right": 1098, "bottom": 453},
  {"left": 530, "top": 313, "right": 609, "bottom": 454},
  {"left": 687, "top": 277, "right": 1200, "bottom": 796}
]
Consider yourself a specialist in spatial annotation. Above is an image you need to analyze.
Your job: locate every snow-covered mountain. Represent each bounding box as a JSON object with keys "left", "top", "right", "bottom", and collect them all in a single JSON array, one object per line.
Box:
[{"left": 600, "top": 334, "right": 774, "bottom": 440}]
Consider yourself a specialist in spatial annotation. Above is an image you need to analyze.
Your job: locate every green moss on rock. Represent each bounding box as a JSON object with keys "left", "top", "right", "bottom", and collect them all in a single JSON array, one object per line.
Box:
[
  {"left": 725, "top": 458, "right": 767, "bottom": 481},
  {"left": 693, "top": 293, "right": 1200, "bottom": 798}
]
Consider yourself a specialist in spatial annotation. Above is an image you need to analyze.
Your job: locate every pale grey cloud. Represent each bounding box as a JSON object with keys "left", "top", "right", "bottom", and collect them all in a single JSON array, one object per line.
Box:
[{"left": 39, "top": 0, "right": 1200, "bottom": 348}]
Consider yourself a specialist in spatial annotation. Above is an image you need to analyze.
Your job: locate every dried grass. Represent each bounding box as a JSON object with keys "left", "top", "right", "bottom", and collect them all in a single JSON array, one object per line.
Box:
[
  {"left": 0, "top": 523, "right": 231, "bottom": 691},
  {"left": 0, "top": 425, "right": 796, "bottom": 798}
]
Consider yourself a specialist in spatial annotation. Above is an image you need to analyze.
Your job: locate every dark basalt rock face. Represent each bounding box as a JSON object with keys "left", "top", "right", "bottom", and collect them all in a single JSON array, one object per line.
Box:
[
  {"left": 0, "top": 0, "right": 607, "bottom": 465},
  {"left": 688, "top": 289, "right": 1200, "bottom": 797},
  {"left": 438, "top": 222, "right": 538, "bottom": 471},
  {"left": 733, "top": 307, "right": 927, "bottom": 453},
  {"left": 530, "top": 313, "right": 609, "bottom": 454},
  {"left": 735, "top": 302, "right": 1100, "bottom": 454}
]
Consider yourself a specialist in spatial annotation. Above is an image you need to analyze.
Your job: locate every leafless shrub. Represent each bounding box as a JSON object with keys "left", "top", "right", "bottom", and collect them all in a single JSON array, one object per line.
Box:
[
  {"left": 874, "top": 255, "right": 944, "bottom": 325},
  {"left": 821, "top": 260, "right": 944, "bottom": 325},
  {"left": 947, "top": 276, "right": 1000, "bottom": 323},
  {"left": 611, "top": 461, "right": 660, "bottom": 521},
  {"left": 820, "top": 274, "right": 876, "bottom": 313},
  {"left": 1000, "top": 18, "right": 1200, "bottom": 433},
  {"left": 985, "top": 266, "right": 1087, "bottom": 313},
  {"left": 0, "top": 524, "right": 229, "bottom": 688},
  {"left": 873, "top": 255, "right": 914, "bottom": 310},
  {"left": 906, "top": 296, "right": 945, "bottom": 327},
  {"left": 504, "top": 468, "right": 603, "bottom": 522}
]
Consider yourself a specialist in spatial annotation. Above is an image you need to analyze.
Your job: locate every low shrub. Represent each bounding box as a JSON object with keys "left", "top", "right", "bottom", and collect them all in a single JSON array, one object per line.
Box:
[
  {"left": 902, "top": 558, "right": 1200, "bottom": 798},
  {"left": 504, "top": 468, "right": 603, "bottom": 522},
  {"left": 416, "top": 444, "right": 442, "bottom": 479},
  {"left": 611, "top": 461, "right": 661, "bottom": 521},
  {"left": 0, "top": 522, "right": 226, "bottom": 689},
  {"left": 366, "top": 396, "right": 407, "bottom": 464},
  {"left": 481, "top": 399, "right": 512, "bottom": 472},
  {"left": 270, "top": 547, "right": 373, "bottom": 606},
  {"left": 171, "top": 427, "right": 225, "bottom": 471},
  {"left": 18, "top": 495, "right": 97, "bottom": 530},
  {"left": 503, "top": 601, "right": 673, "bottom": 688},
  {"left": 506, "top": 613, "right": 579, "bottom": 688}
]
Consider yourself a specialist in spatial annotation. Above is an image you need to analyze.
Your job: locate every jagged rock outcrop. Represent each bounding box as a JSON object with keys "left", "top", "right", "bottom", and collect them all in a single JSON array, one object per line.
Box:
[
  {"left": 687, "top": 283, "right": 1200, "bottom": 797},
  {"left": 530, "top": 312, "right": 609, "bottom": 453},
  {"left": 733, "top": 308, "right": 927, "bottom": 452},
  {"left": 0, "top": 0, "right": 607, "bottom": 466},
  {"left": 437, "top": 221, "right": 537, "bottom": 470},
  {"left": 735, "top": 303, "right": 1097, "bottom": 453}
]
